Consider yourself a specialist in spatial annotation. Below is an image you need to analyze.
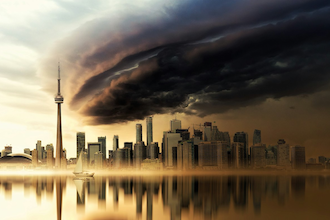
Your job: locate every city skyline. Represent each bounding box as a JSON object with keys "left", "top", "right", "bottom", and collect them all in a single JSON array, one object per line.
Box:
[{"left": 1, "top": 0, "right": 330, "bottom": 159}]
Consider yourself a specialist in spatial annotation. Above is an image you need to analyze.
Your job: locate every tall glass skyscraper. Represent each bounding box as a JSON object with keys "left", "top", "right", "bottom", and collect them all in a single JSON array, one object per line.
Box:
[
  {"left": 170, "top": 119, "right": 181, "bottom": 133},
  {"left": 136, "top": 124, "right": 142, "bottom": 143},
  {"left": 113, "top": 135, "right": 119, "bottom": 151},
  {"left": 146, "top": 117, "right": 153, "bottom": 146},
  {"left": 253, "top": 129, "right": 261, "bottom": 145},
  {"left": 76, "top": 132, "right": 85, "bottom": 158},
  {"left": 233, "top": 131, "right": 248, "bottom": 165},
  {"left": 98, "top": 136, "right": 106, "bottom": 160}
]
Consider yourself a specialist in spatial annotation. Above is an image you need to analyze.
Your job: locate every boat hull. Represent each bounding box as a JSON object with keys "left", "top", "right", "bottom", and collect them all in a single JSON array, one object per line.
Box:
[{"left": 73, "top": 172, "right": 94, "bottom": 177}]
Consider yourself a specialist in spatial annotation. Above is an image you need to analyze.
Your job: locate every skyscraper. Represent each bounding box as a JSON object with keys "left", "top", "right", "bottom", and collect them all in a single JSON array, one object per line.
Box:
[
  {"left": 203, "top": 122, "right": 212, "bottom": 141},
  {"left": 55, "top": 62, "right": 64, "bottom": 169},
  {"left": 36, "top": 140, "right": 42, "bottom": 160},
  {"left": 87, "top": 142, "right": 101, "bottom": 165},
  {"left": 277, "top": 139, "right": 290, "bottom": 167},
  {"left": 113, "top": 135, "right": 119, "bottom": 151},
  {"left": 77, "top": 132, "right": 85, "bottom": 158},
  {"left": 170, "top": 119, "right": 181, "bottom": 133},
  {"left": 98, "top": 136, "right": 106, "bottom": 160},
  {"left": 291, "top": 145, "right": 306, "bottom": 169},
  {"left": 233, "top": 132, "right": 248, "bottom": 166},
  {"left": 146, "top": 117, "right": 153, "bottom": 146},
  {"left": 136, "top": 124, "right": 142, "bottom": 143},
  {"left": 253, "top": 129, "right": 261, "bottom": 145}
]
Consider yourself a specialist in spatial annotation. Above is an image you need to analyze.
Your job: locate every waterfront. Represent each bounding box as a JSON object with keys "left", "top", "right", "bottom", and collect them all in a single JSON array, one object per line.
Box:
[{"left": 0, "top": 174, "right": 330, "bottom": 220}]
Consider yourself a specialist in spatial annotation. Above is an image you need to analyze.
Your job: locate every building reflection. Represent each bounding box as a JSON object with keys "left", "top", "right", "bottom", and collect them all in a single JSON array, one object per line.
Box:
[{"left": 0, "top": 175, "right": 330, "bottom": 219}]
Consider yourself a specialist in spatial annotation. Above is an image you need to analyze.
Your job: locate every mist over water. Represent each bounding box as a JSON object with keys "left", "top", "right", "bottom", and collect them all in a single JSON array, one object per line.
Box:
[{"left": 0, "top": 174, "right": 330, "bottom": 220}]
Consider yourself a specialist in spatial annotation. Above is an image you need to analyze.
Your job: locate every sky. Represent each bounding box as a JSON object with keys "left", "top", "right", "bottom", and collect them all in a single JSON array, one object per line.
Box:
[{"left": 1, "top": 0, "right": 330, "bottom": 159}]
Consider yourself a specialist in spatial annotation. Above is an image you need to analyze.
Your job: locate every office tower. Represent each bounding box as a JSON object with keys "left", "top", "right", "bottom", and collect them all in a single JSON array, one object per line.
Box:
[
  {"left": 231, "top": 142, "right": 244, "bottom": 169},
  {"left": 94, "top": 151, "right": 103, "bottom": 169},
  {"left": 123, "top": 147, "right": 132, "bottom": 166},
  {"left": 203, "top": 122, "right": 212, "bottom": 141},
  {"left": 164, "top": 132, "right": 182, "bottom": 167},
  {"left": 124, "top": 142, "right": 133, "bottom": 150},
  {"left": 291, "top": 145, "right": 306, "bottom": 169},
  {"left": 170, "top": 119, "right": 181, "bottom": 132},
  {"left": 32, "top": 149, "right": 38, "bottom": 167},
  {"left": 36, "top": 140, "right": 42, "bottom": 160},
  {"left": 113, "top": 135, "right": 119, "bottom": 151},
  {"left": 87, "top": 142, "right": 101, "bottom": 165},
  {"left": 134, "top": 141, "right": 145, "bottom": 169},
  {"left": 223, "top": 132, "right": 231, "bottom": 146},
  {"left": 149, "top": 142, "right": 159, "bottom": 159},
  {"left": 233, "top": 132, "right": 248, "bottom": 165},
  {"left": 146, "top": 117, "right": 153, "bottom": 146},
  {"left": 251, "top": 143, "right": 266, "bottom": 168},
  {"left": 198, "top": 141, "right": 228, "bottom": 168},
  {"left": 277, "top": 139, "right": 290, "bottom": 167},
  {"left": 55, "top": 62, "right": 64, "bottom": 169},
  {"left": 176, "top": 129, "right": 190, "bottom": 141},
  {"left": 136, "top": 124, "right": 142, "bottom": 143},
  {"left": 114, "top": 149, "right": 125, "bottom": 168},
  {"left": 266, "top": 146, "right": 277, "bottom": 165},
  {"left": 98, "top": 136, "right": 106, "bottom": 160},
  {"left": 179, "top": 140, "right": 196, "bottom": 170},
  {"left": 77, "top": 132, "right": 85, "bottom": 158},
  {"left": 194, "top": 129, "right": 203, "bottom": 140},
  {"left": 47, "top": 148, "right": 54, "bottom": 168},
  {"left": 24, "top": 148, "right": 31, "bottom": 155},
  {"left": 211, "top": 126, "right": 221, "bottom": 141},
  {"left": 253, "top": 129, "right": 261, "bottom": 145}
]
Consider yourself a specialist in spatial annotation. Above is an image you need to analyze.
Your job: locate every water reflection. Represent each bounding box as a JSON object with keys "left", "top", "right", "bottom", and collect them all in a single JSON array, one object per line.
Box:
[{"left": 0, "top": 175, "right": 330, "bottom": 219}]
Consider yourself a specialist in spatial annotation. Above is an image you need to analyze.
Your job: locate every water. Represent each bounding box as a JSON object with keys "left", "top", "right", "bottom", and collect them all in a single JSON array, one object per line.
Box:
[{"left": 1, "top": 174, "right": 330, "bottom": 220}]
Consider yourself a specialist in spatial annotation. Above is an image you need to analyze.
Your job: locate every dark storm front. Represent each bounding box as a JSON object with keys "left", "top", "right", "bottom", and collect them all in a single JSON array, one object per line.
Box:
[{"left": 1, "top": 175, "right": 330, "bottom": 219}]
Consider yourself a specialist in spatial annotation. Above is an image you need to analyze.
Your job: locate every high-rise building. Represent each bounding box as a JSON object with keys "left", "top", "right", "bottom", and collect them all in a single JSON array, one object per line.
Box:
[
  {"left": 32, "top": 149, "right": 38, "bottom": 167},
  {"left": 251, "top": 143, "right": 266, "bottom": 168},
  {"left": 134, "top": 141, "right": 145, "bottom": 169},
  {"left": 54, "top": 62, "right": 64, "bottom": 169},
  {"left": 124, "top": 142, "right": 133, "bottom": 150},
  {"left": 231, "top": 142, "right": 244, "bottom": 169},
  {"left": 47, "top": 148, "right": 54, "bottom": 168},
  {"left": 24, "top": 148, "right": 31, "bottom": 155},
  {"left": 170, "top": 119, "right": 181, "bottom": 133},
  {"left": 98, "top": 136, "right": 106, "bottom": 160},
  {"left": 94, "top": 151, "right": 103, "bottom": 169},
  {"left": 198, "top": 141, "right": 228, "bottom": 168},
  {"left": 36, "top": 140, "right": 42, "bottom": 160},
  {"left": 277, "top": 139, "right": 290, "bottom": 167},
  {"left": 146, "top": 117, "right": 153, "bottom": 146},
  {"left": 176, "top": 129, "right": 190, "bottom": 141},
  {"left": 87, "top": 142, "right": 101, "bottom": 165},
  {"left": 253, "top": 129, "right": 261, "bottom": 145},
  {"left": 136, "top": 124, "right": 142, "bottom": 143},
  {"left": 291, "top": 145, "right": 306, "bottom": 169},
  {"left": 77, "top": 132, "right": 85, "bottom": 158},
  {"left": 113, "top": 135, "right": 119, "bottom": 151},
  {"left": 193, "top": 129, "right": 203, "bottom": 140},
  {"left": 149, "top": 142, "right": 159, "bottom": 160},
  {"left": 177, "top": 140, "right": 196, "bottom": 170},
  {"left": 164, "top": 132, "right": 182, "bottom": 167},
  {"left": 203, "top": 122, "right": 212, "bottom": 141},
  {"left": 233, "top": 132, "right": 248, "bottom": 166}
]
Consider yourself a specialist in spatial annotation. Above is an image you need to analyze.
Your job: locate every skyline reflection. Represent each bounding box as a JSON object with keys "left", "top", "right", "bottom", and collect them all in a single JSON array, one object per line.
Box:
[{"left": 0, "top": 175, "right": 330, "bottom": 219}]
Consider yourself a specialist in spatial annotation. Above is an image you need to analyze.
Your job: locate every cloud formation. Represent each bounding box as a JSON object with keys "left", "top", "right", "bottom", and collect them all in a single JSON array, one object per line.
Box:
[{"left": 44, "top": 0, "right": 330, "bottom": 124}]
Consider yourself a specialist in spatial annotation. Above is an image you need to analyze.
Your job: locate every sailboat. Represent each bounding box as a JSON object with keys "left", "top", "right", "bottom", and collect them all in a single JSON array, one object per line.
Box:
[{"left": 73, "top": 152, "right": 94, "bottom": 177}]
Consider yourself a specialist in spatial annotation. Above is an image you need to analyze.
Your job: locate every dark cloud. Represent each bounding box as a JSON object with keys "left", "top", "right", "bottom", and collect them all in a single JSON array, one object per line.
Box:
[{"left": 65, "top": 1, "right": 330, "bottom": 124}]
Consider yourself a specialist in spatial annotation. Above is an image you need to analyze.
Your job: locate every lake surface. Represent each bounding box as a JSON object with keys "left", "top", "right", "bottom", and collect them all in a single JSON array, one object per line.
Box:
[{"left": 0, "top": 174, "right": 330, "bottom": 220}]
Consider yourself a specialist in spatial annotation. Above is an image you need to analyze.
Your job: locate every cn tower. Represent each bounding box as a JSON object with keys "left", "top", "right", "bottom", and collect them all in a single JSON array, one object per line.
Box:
[{"left": 55, "top": 62, "right": 64, "bottom": 169}]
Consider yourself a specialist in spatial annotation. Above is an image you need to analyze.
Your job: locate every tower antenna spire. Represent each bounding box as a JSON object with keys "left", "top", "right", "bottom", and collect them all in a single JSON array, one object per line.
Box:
[{"left": 57, "top": 61, "right": 61, "bottom": 95}]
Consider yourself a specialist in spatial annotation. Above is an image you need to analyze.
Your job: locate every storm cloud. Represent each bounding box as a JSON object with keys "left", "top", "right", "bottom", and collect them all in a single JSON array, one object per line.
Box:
[{"left": 51, "top": 0, "right": 330, "bottom": 124}]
